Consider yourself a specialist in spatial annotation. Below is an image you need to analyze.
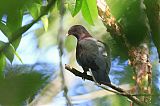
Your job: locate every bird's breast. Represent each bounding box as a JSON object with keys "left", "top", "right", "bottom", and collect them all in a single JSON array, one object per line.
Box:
[
  {"left": 76, "top": 44, "right": 87, "bottom": 66},
  {"left": 76, "top": 39, "right": 98, "bottom": 67}
]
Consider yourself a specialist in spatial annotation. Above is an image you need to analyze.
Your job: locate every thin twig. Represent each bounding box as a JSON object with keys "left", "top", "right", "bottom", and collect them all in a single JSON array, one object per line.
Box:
[
  {"left": 57, "top": 0, "right": 72, "bottom": 106},
  {"left": 65, "top": 64, "right": 145, "bottom": 106}
]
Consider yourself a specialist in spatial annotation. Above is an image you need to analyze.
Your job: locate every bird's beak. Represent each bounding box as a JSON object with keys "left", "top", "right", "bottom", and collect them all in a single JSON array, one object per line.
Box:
[
  {"left": 66, "top": 33, "right": 69, "bottom": 36},
  {"left": 66, "top": 33, "right": 72, "bottom": 36}
]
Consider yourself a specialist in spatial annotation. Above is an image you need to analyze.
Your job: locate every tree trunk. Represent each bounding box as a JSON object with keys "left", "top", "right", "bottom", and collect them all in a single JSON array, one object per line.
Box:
[
  {"left": 97, "top": 0, "right": 152, "bottom": 104},
  {"left": 129, "top": 44, "right": 152, "bottom": 103}
]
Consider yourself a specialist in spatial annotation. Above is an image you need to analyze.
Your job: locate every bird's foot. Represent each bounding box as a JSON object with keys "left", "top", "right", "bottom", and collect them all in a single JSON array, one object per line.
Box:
[{"left": 82, "top": 72, "right": 87, "bottom": 80}]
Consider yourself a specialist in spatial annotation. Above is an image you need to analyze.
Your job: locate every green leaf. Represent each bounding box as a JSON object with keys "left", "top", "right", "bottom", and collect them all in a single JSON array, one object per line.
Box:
[
  {"left": 3, "top": 43, "right": 15, "bottom": 63},
  {"left": 4, "top": 43, "right": 23, "bottom": 63},
  {"left": 73, "top": 0, "right": 83, "bottom": 16},
  {"left": 0, "top": 40, "right": 6, "bottom": 52},
  {"left": 0, "top": 42, "right": 6, "bottom": 76},
  {"left": 0, "top": 53, "right": 6, "bottom": 76},
  {"left": 68, "top": 0, "right": 76, "bottom": 16},
  {"left": 41, "top": 15, "right": 48, "bottom": 32},
  {"left": 28, "top": 3, "right": 41, "bottom": 19},
  {"left": 81, "top": 0, "right": 98, "bottom": 25},
  {"left": 0, "top": 70, "right": 49, "bottom": 105},
  {"left": 10, "top": 44, "right": 23, "bottom": 64},
  {"left": 6, "top": 9, "right": 23, "bottom": 49},
  {"left": 0, "top": 21, "right": 11, "bottom": 37},
  {"left": 69, "top": 0, "right": 83, "bottom": 17},
  {"left": 10, "top": 17, "right": 37, "bottom": 45},
  {"left": 0, "top": 41, "right": 23, "bottom": 63},
  {"left": 144, "top": 0, "right": 160, "bottom": 61}
]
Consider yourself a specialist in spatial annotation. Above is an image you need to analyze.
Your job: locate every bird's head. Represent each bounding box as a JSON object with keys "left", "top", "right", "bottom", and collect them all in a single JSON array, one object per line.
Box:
[{"left": 67, "top": 25, "right": 91, "bottom": 40}]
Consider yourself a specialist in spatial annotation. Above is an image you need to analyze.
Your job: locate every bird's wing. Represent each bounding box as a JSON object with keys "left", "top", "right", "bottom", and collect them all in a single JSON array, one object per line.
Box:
[
  {"left": 96, "top": 40, "right": 111, "bottom": 73},
  {"left": 77, "top": 38, "right": 111, "bottom": 72},
  {"left": 76, "top": 38, "right": 99, "bottom": 68},
  {"left": 93, "top": 40, "right": 111, "bottom": 83},
  {"left": 77, "top": 38, "right": 111, "bottom": 83}
]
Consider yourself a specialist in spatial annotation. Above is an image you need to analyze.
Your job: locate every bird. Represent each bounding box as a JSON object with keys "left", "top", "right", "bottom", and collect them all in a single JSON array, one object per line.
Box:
[{"left": 67, "top": 25, "right": 111, "bottom": 84}]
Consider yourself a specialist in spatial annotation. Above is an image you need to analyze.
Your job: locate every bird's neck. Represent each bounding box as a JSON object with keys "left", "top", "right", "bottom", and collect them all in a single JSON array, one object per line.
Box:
[{"left": 78, "top": 33, "right": 92, "bottom": 41}]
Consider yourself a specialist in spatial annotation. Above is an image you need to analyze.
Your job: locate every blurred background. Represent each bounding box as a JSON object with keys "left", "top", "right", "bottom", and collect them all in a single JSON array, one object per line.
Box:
[{"left": 0, "top": 0, "right": 160, "bottom": 106}]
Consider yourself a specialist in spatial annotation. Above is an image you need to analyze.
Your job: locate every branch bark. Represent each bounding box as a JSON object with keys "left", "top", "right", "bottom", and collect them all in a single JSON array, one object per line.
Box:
[
  {"left": 97, "top": 0, "right": 152, "bottom": 104},
  {"left": 65, "top": 64, "right": 145, "bottom": 106}
]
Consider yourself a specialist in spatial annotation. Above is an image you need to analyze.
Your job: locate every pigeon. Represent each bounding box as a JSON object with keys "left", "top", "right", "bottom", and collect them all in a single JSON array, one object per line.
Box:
[{"left": 67, "top": 25, "right": 111, "bottom": 84}]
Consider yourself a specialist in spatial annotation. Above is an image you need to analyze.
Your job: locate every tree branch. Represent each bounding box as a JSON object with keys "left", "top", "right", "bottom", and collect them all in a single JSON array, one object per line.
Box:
[
  {"left": 65, "top": 64, "right": 145, "bottom": 106},
  {"left": 57, "top": 0, "right": 72, "bottom": 105},
  {"left": 0, "top": 0, "right": 56, "bottom": 53},
  {"left": 97, "top": 0, "right": 152, "bottom": 104}
]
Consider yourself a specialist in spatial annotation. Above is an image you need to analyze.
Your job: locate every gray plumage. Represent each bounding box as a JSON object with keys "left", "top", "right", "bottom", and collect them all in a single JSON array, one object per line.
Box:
[{"left": 68, "top": 25, "right": 111, "bottom": 84}]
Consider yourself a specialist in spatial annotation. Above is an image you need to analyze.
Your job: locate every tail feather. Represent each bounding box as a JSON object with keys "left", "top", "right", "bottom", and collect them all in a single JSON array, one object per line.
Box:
[{"left": 91, "top": 70, "right": 110, "bottom": 84}]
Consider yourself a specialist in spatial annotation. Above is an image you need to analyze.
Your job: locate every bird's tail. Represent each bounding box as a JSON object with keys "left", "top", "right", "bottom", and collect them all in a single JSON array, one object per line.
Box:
[{"left": 91, "top": 70, "right": 111, "bottom": 84}]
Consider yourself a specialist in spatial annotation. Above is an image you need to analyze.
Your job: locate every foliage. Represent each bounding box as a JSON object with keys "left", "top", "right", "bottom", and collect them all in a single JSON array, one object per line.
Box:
[
  {"left": 0, "top": 0, "right": 159, "bottom": 65},
  {"left": 0, "top": 53, "right": 5, "bottom": 77},
  {"left": 144, "top": 0, "right": 160, "bottom": 60},
  {"left": 0, "top": 64, "right": 52, "bottom": 105},
  {"left": 0, "top": 0, "right": 160, "bottom": 106},
  {"left": 67, "top": 0, "right": 98, "bottom": 25}
]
